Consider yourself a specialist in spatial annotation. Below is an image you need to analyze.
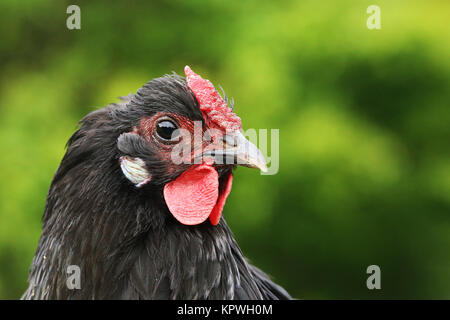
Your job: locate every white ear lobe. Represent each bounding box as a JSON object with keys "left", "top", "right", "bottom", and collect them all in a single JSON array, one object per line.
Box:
[{"left": 119, "top": 156, "right": 151, "bottom": 188}]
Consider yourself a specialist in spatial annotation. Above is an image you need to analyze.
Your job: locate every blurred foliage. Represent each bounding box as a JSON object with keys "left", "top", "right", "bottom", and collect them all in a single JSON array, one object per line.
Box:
[{"left": 0, "top": 0, "right": 449, "bottom": 299}]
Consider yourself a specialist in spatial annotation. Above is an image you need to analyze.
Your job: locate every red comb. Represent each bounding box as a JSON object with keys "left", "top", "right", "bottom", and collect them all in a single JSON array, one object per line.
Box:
[{"left": 184, "top": 66, "right": 242, "bottom": 132}]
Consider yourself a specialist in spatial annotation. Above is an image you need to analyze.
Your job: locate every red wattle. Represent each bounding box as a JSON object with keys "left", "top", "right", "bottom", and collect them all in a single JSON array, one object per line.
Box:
[
  {"left": 209, "top": 173, "right": 233, "bottom": 226},
  {"left": 163, "top": 165, "right": 219, "bottom": 225}
]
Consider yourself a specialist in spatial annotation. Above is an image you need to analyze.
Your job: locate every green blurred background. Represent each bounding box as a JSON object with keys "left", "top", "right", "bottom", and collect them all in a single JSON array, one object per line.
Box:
[{"left": 0, "top": 0, "right": 449, "bottom": 299}]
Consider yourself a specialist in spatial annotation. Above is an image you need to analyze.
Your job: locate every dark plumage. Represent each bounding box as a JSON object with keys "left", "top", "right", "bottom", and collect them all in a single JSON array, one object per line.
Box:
[{"left": 22, "top": 71, "right": 291, "bottom": 300}]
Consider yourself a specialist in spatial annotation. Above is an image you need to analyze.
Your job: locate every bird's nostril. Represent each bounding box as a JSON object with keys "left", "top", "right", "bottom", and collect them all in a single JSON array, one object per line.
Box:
[{"left": 223, "top": 134, "right": 238, "bottom": 148}]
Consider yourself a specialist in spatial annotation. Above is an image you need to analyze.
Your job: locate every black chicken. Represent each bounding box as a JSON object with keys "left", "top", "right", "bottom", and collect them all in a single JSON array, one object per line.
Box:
[{"left": 22, "top": 66, "right": 291, "bottom": 300}]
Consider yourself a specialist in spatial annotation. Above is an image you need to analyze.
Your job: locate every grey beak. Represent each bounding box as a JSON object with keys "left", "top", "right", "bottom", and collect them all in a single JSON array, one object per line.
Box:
[{"left": 202, "top": 131, "right": 268, "bottom": 172}]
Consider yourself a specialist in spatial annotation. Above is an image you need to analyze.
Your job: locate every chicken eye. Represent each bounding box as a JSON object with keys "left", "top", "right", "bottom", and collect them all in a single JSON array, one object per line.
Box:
[{"left": 156, "top": 119, "right": 179, "bottom": 141}]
